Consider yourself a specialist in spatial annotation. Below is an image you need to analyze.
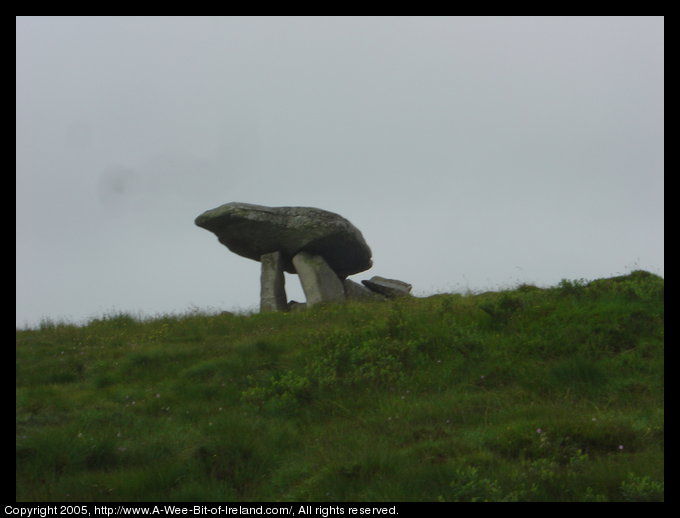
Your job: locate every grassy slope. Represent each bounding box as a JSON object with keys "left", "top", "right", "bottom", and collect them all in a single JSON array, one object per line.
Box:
[{"left": 16, "top": 271, "right": 664, "bottom": 502}]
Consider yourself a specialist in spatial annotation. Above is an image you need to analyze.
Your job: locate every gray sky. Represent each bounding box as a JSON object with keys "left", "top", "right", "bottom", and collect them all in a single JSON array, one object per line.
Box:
[{"left": 16, "top": 16, "right": 664, "bottom": 328}]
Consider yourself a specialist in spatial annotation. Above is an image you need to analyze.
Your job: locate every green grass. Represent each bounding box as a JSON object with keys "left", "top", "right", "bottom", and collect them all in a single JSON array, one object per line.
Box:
[{"left": 16, "top": 270, "right": 664, "bottom": 501}]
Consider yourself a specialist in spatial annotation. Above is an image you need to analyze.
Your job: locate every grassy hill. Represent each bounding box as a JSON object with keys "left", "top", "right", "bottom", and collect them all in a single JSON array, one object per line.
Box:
[{"left": 16, "top": 271, "right": 664, "bottom": 502}]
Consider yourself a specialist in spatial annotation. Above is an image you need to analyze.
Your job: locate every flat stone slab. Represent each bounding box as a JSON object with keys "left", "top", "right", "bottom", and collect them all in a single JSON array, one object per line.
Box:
[
  {"left": 195, "top": 202, "right": 372, "bottom": 278},
  {"left": 362, "top": 276, "right": 412, "bottom": 298},
  {"left": 343, "top": 279, "right": 387, "bottom": 301}
]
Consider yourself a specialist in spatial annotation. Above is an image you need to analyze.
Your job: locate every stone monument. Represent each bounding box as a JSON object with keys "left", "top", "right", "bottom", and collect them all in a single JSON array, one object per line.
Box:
[{"left": 195, "top": 202, "right": 411, "bottom": 311}]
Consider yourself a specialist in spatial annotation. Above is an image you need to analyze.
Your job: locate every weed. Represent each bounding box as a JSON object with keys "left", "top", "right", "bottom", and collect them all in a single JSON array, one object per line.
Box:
[{"left": 619, "top": 473, "right": 664, "bottom": 502}]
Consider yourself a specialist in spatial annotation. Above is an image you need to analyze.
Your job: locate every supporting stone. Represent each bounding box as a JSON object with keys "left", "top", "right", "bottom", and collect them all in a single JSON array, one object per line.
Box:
[
  {"left": 260, "top": 251, "right": 288, "bottom": 312},
  {"left": 292, "top": 252, "right": 346, "bottom": 306}
]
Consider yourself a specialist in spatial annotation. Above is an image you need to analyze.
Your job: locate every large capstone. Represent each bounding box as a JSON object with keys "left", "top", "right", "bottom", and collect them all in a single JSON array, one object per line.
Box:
[{"left": 195, "top": 202, "right": 372, "bottom": 278}]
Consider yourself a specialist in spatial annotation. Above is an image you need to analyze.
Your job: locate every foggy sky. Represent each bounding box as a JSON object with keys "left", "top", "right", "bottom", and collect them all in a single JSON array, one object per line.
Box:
[{"left": 16, "top": 16, "right": 664, "bottom": 327}]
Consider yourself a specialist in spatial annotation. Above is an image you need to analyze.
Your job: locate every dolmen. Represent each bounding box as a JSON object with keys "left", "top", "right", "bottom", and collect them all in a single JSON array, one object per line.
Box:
[{"left": 195, "top": 202, "right": 412, "bottom": 312}]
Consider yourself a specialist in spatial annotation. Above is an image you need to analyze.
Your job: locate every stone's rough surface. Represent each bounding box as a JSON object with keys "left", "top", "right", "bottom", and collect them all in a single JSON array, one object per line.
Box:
[
  {"left": 362, "top": 276, "right": 412, "bottom": 298},
  {"left": 292, "top": 252, "right": 346, "bottom": 306},
  {"left": 343, "top": 279, "right": 386, "bottom": 301},
  {"left": 195, "top": 202, "right": 372, "bottom": 278},
  {"left": 259, "top": 251, "right": 288, "bottom": 312}
]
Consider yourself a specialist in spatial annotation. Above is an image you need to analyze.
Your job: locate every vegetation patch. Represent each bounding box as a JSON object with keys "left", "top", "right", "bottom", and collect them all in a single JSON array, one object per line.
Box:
[{"left": 16, "top": 270, "right": 664, "bottom": 501}]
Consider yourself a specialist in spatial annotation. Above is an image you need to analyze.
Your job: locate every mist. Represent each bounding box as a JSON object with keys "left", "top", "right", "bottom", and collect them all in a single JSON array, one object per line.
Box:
[{"left": 16, "top": 16, "right": 663, "bottom": 327}]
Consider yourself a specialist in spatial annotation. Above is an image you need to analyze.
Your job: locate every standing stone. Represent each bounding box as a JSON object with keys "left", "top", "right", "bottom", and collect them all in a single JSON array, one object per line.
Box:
[
  {"left": 362, "top": 276, "right": 412, "bottom": 298},
  {"left": 292, "top": 252, "right": 346, "bottom": 306},
  {"left": 260, "top": 251, "right": 288, "bottom": 312}
]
